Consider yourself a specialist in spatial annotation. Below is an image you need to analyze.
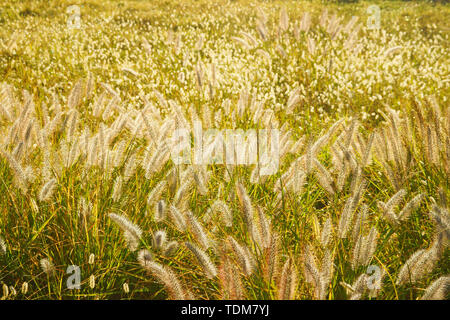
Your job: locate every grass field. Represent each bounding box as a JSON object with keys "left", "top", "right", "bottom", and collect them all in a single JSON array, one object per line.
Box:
[{"left": 0, "top": 0, "right": 449, "bottom": 300}]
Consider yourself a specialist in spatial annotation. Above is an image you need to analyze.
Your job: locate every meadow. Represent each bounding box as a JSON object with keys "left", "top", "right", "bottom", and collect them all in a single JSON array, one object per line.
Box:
[{"left": 0, "top": 0, "right": 449, "bottom": 300}]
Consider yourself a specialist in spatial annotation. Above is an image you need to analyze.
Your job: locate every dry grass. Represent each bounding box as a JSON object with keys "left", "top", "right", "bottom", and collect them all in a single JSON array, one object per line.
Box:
[{"left": 0, "top": 0, "right": 449, "bottom": 300}]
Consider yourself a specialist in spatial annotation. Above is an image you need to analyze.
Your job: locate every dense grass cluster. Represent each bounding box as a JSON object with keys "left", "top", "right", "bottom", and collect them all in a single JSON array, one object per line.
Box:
[{"left": 0, "top": 0, "right": 449, "bottom": 299}]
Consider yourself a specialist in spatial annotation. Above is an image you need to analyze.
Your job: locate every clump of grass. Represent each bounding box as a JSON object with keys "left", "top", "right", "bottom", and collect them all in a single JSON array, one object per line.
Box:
[{"left": 0, "top": 0, "right": 448, "bottom": 300}]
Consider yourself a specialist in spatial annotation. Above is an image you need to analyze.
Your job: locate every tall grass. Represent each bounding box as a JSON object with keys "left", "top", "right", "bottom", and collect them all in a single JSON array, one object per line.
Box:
[{"left": 0, "top": 0, "right": 448, "bottom": 300}]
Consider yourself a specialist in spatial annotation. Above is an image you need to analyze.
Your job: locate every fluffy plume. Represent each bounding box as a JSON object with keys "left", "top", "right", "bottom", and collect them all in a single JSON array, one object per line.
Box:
[
  {"left": 352, "top": 226, "right": 379, "bottom": 268},
  {"left": 396, "top": 243, "right": 440, "bottom": 285},
  {"left": 163, "top": 241, "right": 180, "bottom": 257},
  {"left": 108, "top": 213, "right": 143, "bottom": 242},
  {"left": 186, "top": 210, "right": 211, "bottom": 249},
  {"left": 303, "top": 245, "right": 335, "bottom": 300},
  {"left": 205, "top": 200, "right": 233, "bottom": 227},
  {"left": 379, "top": 191, "right": 424, "bottom": 224},
  {"left": 143, "top": 261, "right": 187, "bottom": 299},
  {"left": 185, "top": 242, "right": 217, "bottom": 279},
  {"left": 277, "top": 258, "right": 298, "bottom": 300},
  {"left": 137, "top": 249, "right": 153, "bottom": 267},
  {"left": 153, "top": 230, "right": 167, "bottom": 250},
  {"left": 420, "top": 276, "right": 450, "bottom": 300},
  {"left": 0, "top": 236, "right": 6, "bottom": 254},
  {"left": 154, "top": 199, "right": 167, "bottom": 222},
  {"left": 320, "top": 217, "right": 333, "bottom": 248},
  {"left": 168, "top": 205, "right": 187, "bottom": 232},
  {"left": 227, "top": 236, "right": 255, "bottom": 276},
  {"left": 40, "top": 258, "right": 55, "bottom": 276},
  {"left": 235, "top": 183, "right": 258, "bottom": 244}
]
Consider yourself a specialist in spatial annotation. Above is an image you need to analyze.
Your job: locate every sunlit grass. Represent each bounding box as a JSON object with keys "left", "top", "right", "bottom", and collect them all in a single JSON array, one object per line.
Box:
[{"left": 0, "top": 0, "right": 448, "bottom": 300}]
